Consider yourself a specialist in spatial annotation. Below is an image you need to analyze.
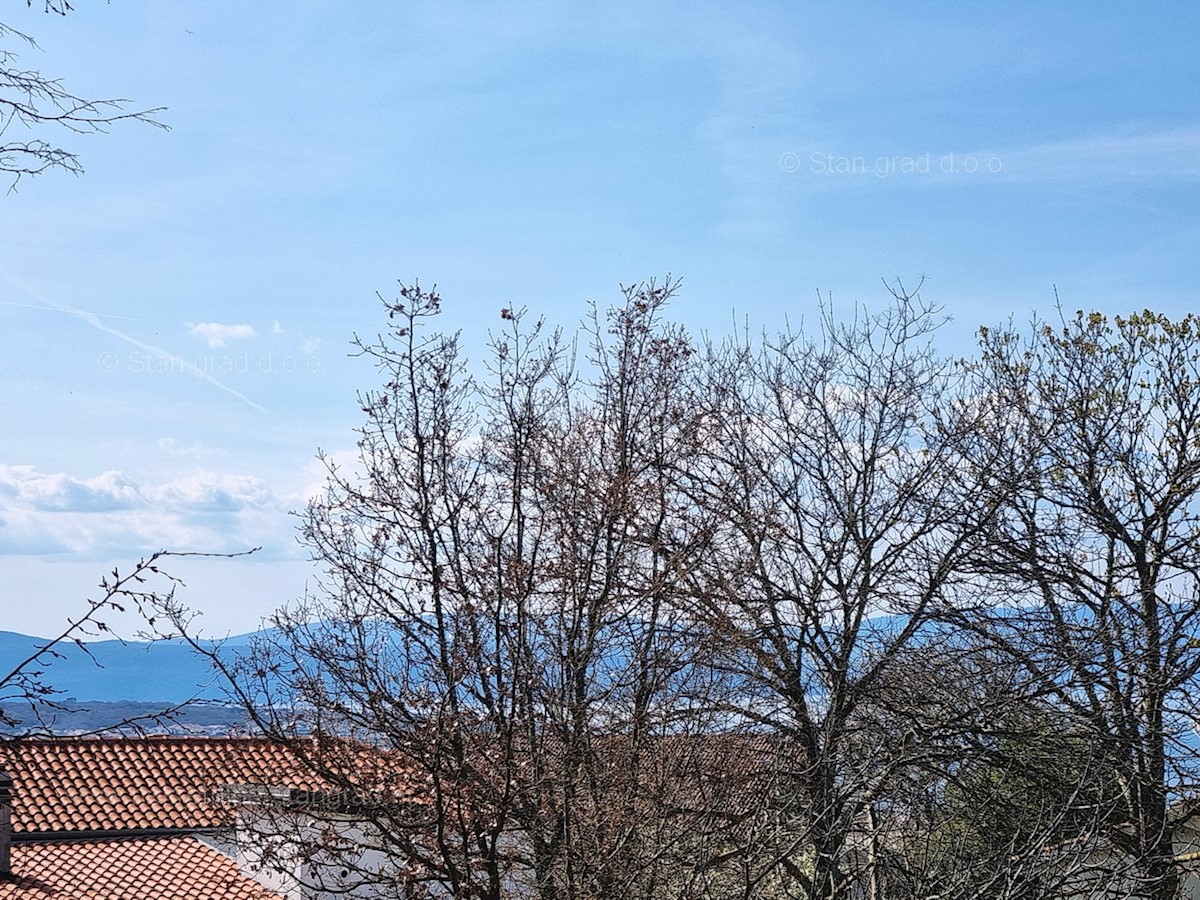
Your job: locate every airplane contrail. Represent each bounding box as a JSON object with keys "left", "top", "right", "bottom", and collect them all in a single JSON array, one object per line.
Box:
[
  {"left": 1, "top": 273, "right": 267, "bottom": 413},
  {"left": 0, "top": 299, "right": 142, "bottom": 321}
]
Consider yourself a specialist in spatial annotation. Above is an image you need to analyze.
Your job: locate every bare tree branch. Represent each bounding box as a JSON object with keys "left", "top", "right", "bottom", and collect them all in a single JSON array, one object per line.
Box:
[
  {"left": 0, "top": 5, "right": 167, "bottom": 190},
  {"left": 0, "top": 549, "right": 256, "bottom": 736}
]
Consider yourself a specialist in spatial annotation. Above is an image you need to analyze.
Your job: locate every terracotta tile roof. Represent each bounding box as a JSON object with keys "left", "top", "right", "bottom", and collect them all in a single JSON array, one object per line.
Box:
[
  {"left": 0, "top": 737, "right": 325, "bottom": 834},
  {"left": 575, "top": 731, "right": 791, "bottom": 826},
  {"left": 0, "top": 836, "right": 284, "bottom": 900}
]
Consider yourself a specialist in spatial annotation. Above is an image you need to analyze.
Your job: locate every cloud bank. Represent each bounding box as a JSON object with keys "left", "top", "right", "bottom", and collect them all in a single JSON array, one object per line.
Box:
[{"left": 0, "top": 464, "right": 299, "bottom": 561}]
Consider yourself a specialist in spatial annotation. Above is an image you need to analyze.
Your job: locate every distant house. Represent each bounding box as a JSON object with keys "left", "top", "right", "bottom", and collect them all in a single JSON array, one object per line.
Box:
[{"left": 0, "top": 737, "right": 425, "bottom": 900}]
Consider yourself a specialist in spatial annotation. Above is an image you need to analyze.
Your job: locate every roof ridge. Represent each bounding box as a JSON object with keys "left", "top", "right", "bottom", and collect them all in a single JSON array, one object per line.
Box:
[{"left": 1, "top": 736, "right": 284, "bottom": 746}]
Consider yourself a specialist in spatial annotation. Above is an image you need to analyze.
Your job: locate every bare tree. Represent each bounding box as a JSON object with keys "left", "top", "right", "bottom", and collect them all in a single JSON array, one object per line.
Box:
[
  {"left": 168, "top": 281, "right": 732, "bottom": 900},
  {"left": 1, "top": 1, "right": 166, "bottom": 189},
  {"left": 678, "top": 289, "right": 1001, "bottom": 900},
  {"left": 956, "top": 308, "right": 1200, "bottom": 900}
]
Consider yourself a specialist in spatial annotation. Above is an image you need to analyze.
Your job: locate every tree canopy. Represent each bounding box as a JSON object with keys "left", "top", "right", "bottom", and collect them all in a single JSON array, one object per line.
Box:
[{"left": 165, "top": 283, "right": 1200, "bottom": 900}]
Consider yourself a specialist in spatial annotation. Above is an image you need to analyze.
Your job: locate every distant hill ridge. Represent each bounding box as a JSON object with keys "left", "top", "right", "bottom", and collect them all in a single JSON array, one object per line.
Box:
[{"left": 0, "top": 629, "right": 258, "bottom": 705}]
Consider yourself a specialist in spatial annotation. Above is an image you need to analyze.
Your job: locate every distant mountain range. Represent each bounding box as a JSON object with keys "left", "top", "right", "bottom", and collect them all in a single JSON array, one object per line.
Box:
[{"left": 0, "top": 629, "right": 255, "bottom": 705}]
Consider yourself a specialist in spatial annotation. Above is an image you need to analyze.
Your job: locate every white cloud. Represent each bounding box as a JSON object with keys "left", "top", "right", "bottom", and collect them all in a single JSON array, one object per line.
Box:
[
  {"left": 300, "top": 337, "right": 321, "bottom": 354},
  {"left": 187, "top": 321, "right": 257, "bottom": 348},
  {"left": 149, "top": 470, "right": 274, "bottom": 511},
  {"left": 0, "top": 464, "right": 301, "bottom": 562},
  {"left": 155, "top": 436, "right": 218, "bottom": 459},
  {"left": 0, "top": 513, "right": 73, "bottom": 555},
  {"left": 0, "top": 464, "right": 143, "bottom": 512},
  {"left": 979, "top": 127, "right": 1200, "bottom": 183},
  {"left": 271, "top": 320, "right": 283, "bottom": 336}
]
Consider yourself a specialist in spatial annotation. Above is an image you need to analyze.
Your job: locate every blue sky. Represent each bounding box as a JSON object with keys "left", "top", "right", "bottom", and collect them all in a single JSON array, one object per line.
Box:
[{"left": 1, "top": 2, "right": 1198, "bottom": 637}]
